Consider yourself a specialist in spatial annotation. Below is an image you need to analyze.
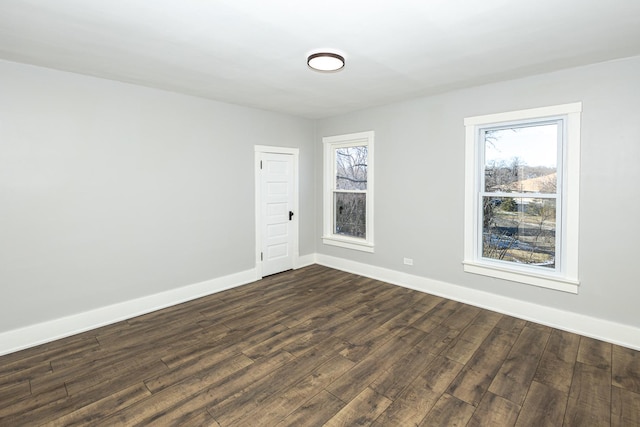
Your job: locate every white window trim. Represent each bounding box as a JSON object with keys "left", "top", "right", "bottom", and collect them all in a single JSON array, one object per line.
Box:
[
  {"left": 463, "top": 103, "right": 581, "bottom": 293},
  {"left": 323, "top": 131, "right": 374, "bottom": 252}
]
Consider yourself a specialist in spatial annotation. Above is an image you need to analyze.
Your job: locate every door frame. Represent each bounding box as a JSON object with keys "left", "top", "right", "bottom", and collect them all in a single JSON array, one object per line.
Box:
[{"left": 254, "top": 145, "right": 300, "bottom": 279}]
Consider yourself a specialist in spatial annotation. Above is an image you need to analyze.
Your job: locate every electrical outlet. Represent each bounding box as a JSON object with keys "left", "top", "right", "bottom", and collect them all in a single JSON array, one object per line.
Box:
[{"left": 403, "top": 257, "right": 413, "bottom": 266}]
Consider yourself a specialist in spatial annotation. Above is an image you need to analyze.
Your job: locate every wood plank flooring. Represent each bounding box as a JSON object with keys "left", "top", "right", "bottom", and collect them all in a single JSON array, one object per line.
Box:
[{"left": 1, "top": 264, "right": 639, "bottom": 426}]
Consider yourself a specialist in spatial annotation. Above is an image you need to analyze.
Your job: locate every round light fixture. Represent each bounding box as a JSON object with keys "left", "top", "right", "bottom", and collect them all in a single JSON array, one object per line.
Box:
[{"left": 307, "top": 52, "right": 345, "bottom": 72}]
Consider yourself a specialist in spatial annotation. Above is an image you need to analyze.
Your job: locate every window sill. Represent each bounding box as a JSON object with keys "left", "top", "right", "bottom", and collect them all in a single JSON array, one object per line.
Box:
[
  {"left": 323, "top": 236, "right": 374, "bottom": 253},
  {"left": 463, "top": 261, "right": 579, "bottom": 294}
]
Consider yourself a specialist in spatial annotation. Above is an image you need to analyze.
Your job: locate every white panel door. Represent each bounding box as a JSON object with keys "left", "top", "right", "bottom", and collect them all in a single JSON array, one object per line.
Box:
[{"left": 260, "top": 152, "right": 294, "bottom": 276}]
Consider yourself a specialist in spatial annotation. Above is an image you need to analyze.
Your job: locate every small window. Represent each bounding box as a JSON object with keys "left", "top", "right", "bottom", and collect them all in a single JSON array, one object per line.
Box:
[
  {"left": 464, "top": 104, "right": 581, "bottom": 293},
  {"left": 323, "top": 131, "right": 374, "bottom": 252}
]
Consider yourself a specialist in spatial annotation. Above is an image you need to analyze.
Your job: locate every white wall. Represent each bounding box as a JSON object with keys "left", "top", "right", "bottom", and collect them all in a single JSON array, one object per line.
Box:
[
  {"left": 0, "top": 60, "right": 315, "bottom": 334},
  {"left": 3, "top": 55, "right": 639, "bottom": 353},
  {"left": 316, "top": 56, "right": 640, "bottom": 329}
]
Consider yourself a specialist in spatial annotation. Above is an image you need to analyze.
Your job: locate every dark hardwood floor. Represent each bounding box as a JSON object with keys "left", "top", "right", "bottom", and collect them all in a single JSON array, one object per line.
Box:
[{"left": 1, "top": 265, "right": 639, "bottom": 426}]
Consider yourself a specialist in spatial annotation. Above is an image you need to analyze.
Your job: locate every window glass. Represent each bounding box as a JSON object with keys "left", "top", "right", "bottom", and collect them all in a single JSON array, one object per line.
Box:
[
  {"left": 483, "top": 123, "right": 558, "bottom": 194},
  {"left": 334, "top": 192, "right": 366, "bottom": 238},
  {"left": 336, "top": 146, "right": 368, "bottom": 190},
  {"left": 482, "top": 196, "right": 556, "bottom": 268},
  {"left": 480, "top": 121, "right": 560, "bottom": 270}
]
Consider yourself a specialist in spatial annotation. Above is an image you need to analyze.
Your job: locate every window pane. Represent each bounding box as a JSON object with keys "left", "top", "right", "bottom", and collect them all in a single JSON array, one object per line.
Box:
[
  {"left": 336, "top": 146, "right": 367, "bottom": 190},
  {"left": 482, "top": 196, "right": 556, "bottom": 268},
  {"left": 334, "top": 192, "right": 366, "bottom": 238},
  {"left": 484, "top": 123, "right": 558, "bottom": 194}
]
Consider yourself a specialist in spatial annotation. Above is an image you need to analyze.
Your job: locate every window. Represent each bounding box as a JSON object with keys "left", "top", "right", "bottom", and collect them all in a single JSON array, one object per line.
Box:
[
  {"left": 323, "top": 131, "right": 374, "bottom": 252},
  {"left": 464, "top": 103, "right": 581, "bottom": 293}
]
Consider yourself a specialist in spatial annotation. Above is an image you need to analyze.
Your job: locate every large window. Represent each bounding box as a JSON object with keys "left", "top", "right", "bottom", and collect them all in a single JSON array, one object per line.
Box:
[
  {"left": 323, "top": 131, "right": 374, "bottom": 252},
  {"left": 464, "top": 103, "right": 581, "bottom": 293}
]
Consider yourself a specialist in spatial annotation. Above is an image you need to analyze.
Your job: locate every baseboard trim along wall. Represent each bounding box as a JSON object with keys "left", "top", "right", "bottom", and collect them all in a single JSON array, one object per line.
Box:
[
  {"left": 3, "top": 254, "right": 639, "bottom": 356},
  {"left": 316, "top": 254, "right": 640, "bottom": 351},
  {"left": 295, "top": 253, "right": 317, "bottom": 269},
  {"left": 0, "top": 269, "right": 257, "bottom": 357}
]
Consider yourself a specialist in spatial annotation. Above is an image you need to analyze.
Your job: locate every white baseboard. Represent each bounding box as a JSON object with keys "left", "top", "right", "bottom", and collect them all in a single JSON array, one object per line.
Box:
[
  {"left": 296, "top": 253, "right": 317, "bottom": 269},
  {"left": 4, "top": 254, "right": 638, "bottom": 356},
  {"left": 0, "top": 268, "right": 257, "bottom": 357},
  {"left": 316, "top": 254, "right": 640, "bottom": 351}
]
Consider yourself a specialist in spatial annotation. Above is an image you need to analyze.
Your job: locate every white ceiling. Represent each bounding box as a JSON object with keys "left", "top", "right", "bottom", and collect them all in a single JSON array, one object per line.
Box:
[{"left": 1, "top": 0, "right": 639, "bottom": 119}]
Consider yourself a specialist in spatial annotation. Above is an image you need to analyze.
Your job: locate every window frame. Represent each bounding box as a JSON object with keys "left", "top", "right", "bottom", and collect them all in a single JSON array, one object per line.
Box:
[
  {"left": 323, "top": 131, "right": 374, "bottom": 252},
  {"left": 463, "top": 103, "right": 581, "bottom": 293}
]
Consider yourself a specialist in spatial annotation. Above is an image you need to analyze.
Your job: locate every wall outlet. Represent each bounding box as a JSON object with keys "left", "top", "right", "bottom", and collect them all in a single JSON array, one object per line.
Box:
[{"left": 403, "top": 257, "right": 413, "bottom": 266}]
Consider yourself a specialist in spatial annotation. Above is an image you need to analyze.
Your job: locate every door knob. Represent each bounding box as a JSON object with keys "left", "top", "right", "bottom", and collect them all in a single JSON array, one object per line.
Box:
[{"left": 289, "top": 211, "right": 294, "bottom": 221}]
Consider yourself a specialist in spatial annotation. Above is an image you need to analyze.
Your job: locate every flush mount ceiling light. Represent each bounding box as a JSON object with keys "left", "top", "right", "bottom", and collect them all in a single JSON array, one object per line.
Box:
[{"left": 307, "top": 52, "right": 345, "bottom": 72}]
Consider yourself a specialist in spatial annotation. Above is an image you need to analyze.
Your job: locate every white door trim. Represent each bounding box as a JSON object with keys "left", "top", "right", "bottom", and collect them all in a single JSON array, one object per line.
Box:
[{"left": 254, "top": 145, "right": 300, "bottom": 279}]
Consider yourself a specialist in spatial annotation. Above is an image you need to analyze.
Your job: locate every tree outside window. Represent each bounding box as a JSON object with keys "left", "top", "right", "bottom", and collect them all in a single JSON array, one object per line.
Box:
[{"left": 335, "top": 146, "right": 368, "bottom": 238}]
